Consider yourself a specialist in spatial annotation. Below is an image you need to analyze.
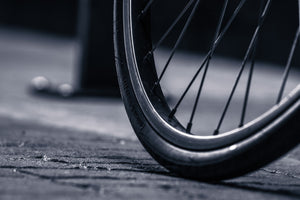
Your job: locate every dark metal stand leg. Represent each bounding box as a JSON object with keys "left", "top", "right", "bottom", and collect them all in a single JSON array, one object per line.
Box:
[{"left": 30, "top": 0, "right": 119, "bottom": 98}]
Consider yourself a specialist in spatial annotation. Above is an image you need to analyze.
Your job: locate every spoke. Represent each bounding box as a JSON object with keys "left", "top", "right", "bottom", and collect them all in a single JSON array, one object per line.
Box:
[
  {"left": 212, "top": 0, "right": 247, "bottom": 49},
  {"left": 239, "top": 49, "right": 256, "bottom": 127},
  {"left": 276, "top": 0, "right": 300, "bottom": 103},
  {"left": 154, "top": 0, "right": 201, "bottom": 88},
  {"left": 143, "top": 0, "right": 195, "bottom": 63},
  {"left": 299, "top": 0, "right": 300, "bottom": 24},
  {"left": 277, "top": 26, "right": 300, "bottom": 103},
  {"left": 139, "top": 0, "right": 155, "bottom": 18},
  {"left": 169, "top": 0, "right": 248, "bottom": 118},
  {"left": 151, "top": 0, "right": 195, "bottom": 53},
  {"left": 239, "top": 0, "right": 265, "bottom": 127},
  {"left": 214, "top": 0, "right": 272, "bottom": 135},
  {"left": 186, "top": 0, "right": 229, "bottom": 133},
  {"left": 169, "top": 56, "right": 209, "bottom": 118}
]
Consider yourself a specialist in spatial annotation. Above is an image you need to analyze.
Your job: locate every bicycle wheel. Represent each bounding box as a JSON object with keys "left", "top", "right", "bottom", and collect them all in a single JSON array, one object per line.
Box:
[{"left": 114, "top": 0, "right": 300, "bottom": 180}]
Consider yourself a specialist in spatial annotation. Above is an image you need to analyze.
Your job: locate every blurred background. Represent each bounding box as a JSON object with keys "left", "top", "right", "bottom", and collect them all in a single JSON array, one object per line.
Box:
[
  {"left": 0, "top": 0, "right": 299, "bottom": 65},
  {"left": 0, "top": 0, "right": 299, "bottom": 135},
  {"left": 0, "top": 0, "right": 129, "bottom": 138}
]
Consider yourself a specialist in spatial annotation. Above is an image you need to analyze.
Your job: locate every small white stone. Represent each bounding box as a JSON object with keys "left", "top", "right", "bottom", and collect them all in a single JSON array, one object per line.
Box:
[
  {"left": 57, "top": 84, "right": 74, "bottom": 97},
  {"left": 42, "top": 155, "right": 50, "bottom": 162},
  {"left": 31, "top": 76, "right": 50, "bottom": 91},
  {"left": 120, "top": 140, "right": 125, "bottom": 145}
]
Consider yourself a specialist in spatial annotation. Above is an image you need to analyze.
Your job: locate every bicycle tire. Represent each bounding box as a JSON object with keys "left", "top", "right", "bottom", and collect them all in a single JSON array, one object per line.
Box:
[{"left": 113, "top": 0, "right": 300, "bottom": 180}]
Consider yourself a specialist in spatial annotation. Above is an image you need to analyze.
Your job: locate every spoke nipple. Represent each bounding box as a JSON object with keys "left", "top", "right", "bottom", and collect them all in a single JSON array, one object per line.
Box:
[
  {"left": 151, "top": 82, "right": 158, "bottom": 92},
  {"left": 143, "top": 51, "right": 152, "bottom": 64},
  {"left": 186, "top": 122, "right": 192, "bottom": 133},
  {"left": 213, "top": 130, "right": 219, "bottom": 136},
  {"left": 168, "top": 109, "right": 177, "bottom": 119},
  {"left": 138, "top": 11, "right": 144, "bottom": 19},
  {"left": 138, "top": 8, "right": 151, "bottom": 21},
  {"left": 146, "top": 51, "right": 153, "bottom": 57}
]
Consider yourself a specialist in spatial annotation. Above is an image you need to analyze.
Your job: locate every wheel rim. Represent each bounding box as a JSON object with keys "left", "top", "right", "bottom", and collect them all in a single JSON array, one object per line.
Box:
[{"left": 123, "top": 0, "right": 300, "bottom": 150}]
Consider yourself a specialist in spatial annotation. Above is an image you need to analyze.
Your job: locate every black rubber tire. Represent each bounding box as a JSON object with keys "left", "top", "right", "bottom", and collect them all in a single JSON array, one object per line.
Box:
[{"left": 113, "top": 0, "right": 300, "bottom": 180}]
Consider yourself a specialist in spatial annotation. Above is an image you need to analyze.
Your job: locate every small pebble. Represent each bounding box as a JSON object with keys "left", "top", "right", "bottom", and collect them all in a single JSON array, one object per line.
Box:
[
  {"left": 120, "top": 140, "right": 126, "bottom": 145},
  {"left": 31, "top": 76, "right": 50, "bottom": 91},
  {"left": 42, "top": 155, "right": 50, "bottom": 162},
  {"left": 57, "top": 84, "right": 74, "bottom": 97}
]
